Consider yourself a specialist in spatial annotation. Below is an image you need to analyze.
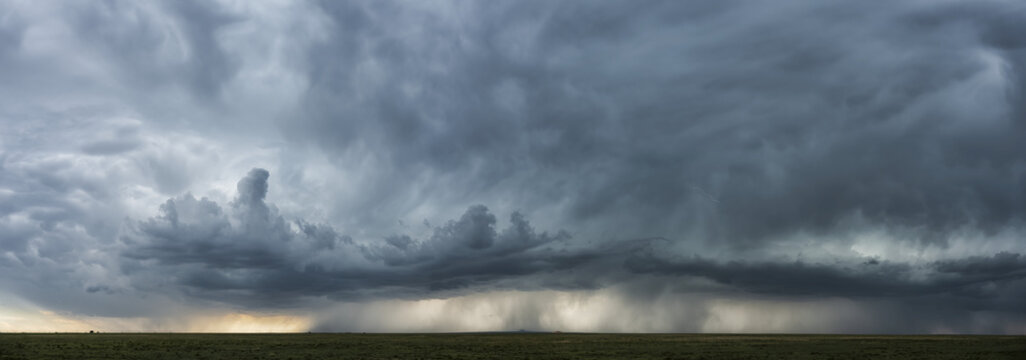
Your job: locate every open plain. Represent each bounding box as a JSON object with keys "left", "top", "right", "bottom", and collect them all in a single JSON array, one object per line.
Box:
[{"left": 1, "top": 333, "right": 1023, "bottom": 360}]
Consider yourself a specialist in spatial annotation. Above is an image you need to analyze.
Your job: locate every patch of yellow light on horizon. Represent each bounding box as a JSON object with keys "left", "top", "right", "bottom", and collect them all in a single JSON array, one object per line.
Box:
[
  {"left": 0, "top": 306, "right": 311, "bottom": 333},
  {"left": 0, "top": 309, "right": 97, "bottom": 332},
  {"left": 184, "top": 313, "right": 312, "bottom": 333}
]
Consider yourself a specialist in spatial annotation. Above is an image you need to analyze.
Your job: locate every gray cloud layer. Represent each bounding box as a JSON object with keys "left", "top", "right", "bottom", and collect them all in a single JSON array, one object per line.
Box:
[
  {"left": 1, "top": 0, "right": 1025, "bottom": 333},
  {"left": 121, "top": 169, "right": 579, "bottom": 305},
  {"left": 115, "top": 169, "right": 1026, "bottom": 321},
  {"left": 287, "top": 0, "right": 1026, "bottom": 249}
]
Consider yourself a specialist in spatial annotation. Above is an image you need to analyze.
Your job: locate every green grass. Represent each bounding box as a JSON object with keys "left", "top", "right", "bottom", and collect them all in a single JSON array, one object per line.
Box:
[{"left": 0, "top": 333, "right": 1023, "bottom": 359}]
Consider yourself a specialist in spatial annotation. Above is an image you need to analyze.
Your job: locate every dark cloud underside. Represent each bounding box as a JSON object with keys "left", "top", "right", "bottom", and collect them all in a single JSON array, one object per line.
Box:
[{"left": 115, "top": 169, "right": 1026, "bottom": 317}]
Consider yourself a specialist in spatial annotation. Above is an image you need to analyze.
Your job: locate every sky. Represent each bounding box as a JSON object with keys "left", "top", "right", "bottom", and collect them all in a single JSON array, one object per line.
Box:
[{"left": 0, "top": 0, "right": 1024, "bottom": 334}]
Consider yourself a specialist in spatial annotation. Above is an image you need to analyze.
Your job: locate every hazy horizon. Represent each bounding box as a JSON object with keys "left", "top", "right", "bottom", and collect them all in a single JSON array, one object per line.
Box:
[{"left": 1, "top": 0, "right": 1024, "bottom": 334}]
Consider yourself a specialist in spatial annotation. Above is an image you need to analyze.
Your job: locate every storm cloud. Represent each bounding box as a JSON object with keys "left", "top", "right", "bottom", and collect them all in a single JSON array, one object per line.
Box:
[
  {"left": 112, "top": 168, "right": 1026, "bottom": 324},
  {"left": 1, "top": 0, "right": 1025, "bottom": 333},
  {"left": 120, "top": 168, "right": 579, "bottom": 305}
]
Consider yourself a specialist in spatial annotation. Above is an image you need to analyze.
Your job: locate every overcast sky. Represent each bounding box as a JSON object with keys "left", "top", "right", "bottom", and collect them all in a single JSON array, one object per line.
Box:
[{"left": 1, "top": 0, "right": 1025, "bottom": 334}]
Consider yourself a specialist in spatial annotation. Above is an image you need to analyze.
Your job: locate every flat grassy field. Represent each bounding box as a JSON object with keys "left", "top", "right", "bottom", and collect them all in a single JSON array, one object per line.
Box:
[{"left": 0, "top": 333, "right": 1023, "bottom": 359}]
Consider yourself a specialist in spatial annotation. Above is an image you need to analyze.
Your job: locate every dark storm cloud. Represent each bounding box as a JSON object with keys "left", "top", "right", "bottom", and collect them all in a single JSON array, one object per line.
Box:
[
  {"left": 909, "top": 1, "right": 1026, "bottom": 123},
  {"left": 117, "top": 169, "right": 1025, "bottom": 315},
  {"left": 625, "top": 250, "right": 1026, "bottom": 312},
  {"left": 0, "top": 1, "right": 241, "bottom": 109},
  {"left": 120, "top": 169, "right": 584, "bottom": 305},
  {"left": 291, "top": 0, "right": 1026, "bottom": 248},
  {"left": 64, "top": 0, "right": 240, "bottom": 100},
  {"left": 2, "top": 0, "right": 1025, "bottom": 333}
]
